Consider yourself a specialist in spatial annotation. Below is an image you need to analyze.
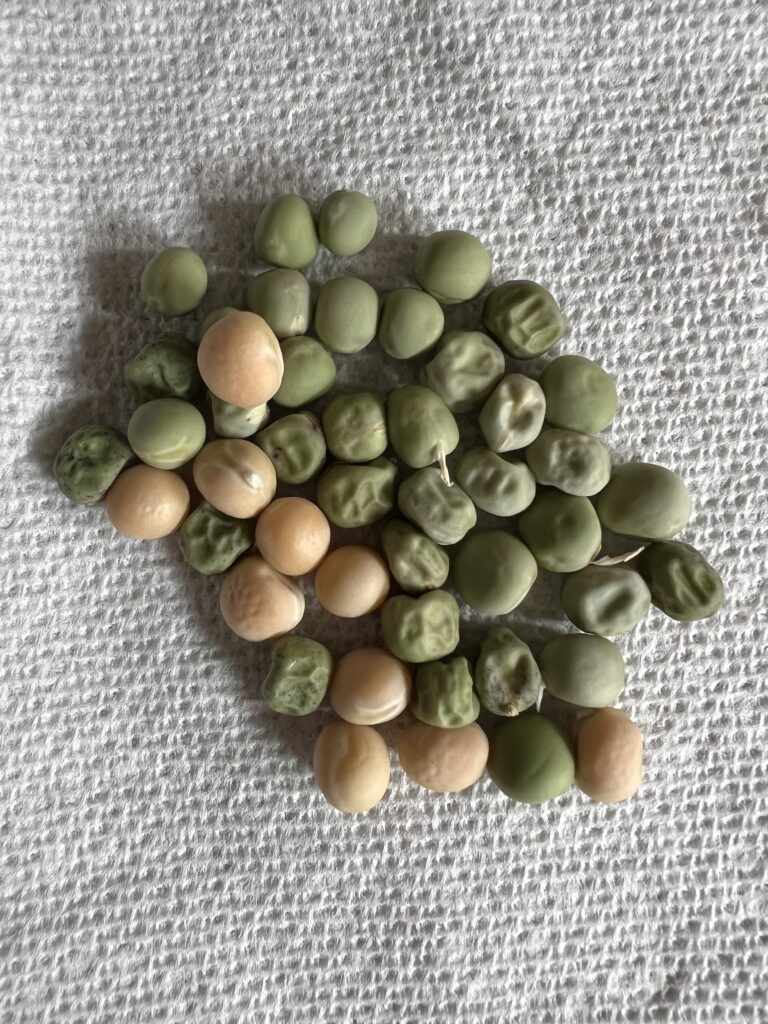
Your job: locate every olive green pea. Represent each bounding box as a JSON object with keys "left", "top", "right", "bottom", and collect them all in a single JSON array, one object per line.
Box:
[
  {"left": 127, "top": 398, "right": 206, "bottom": 470},
  {"left": 411, "top": 658, "right": 479, "bottom": 729},
  {"left": 178, "top": 501, "right": 253, "bottom": 575},
  {"left": 518, "top": 491, "right": 602, "bottom": 573},
  {"left": 561, "top": 564, "right": 651, "bottom": 636},
  {"left": 474, "top": 627, "right": 541, "bottom": 717},
  {"left": 256, "top": 411, "right": 326, "bottom": 484},
  {"left": 413, "top": 230, "right": 491, "bottom": 304},
  {"left": 526, "top": 428, "right": 611, "bottom": 497},
  {"left": 398, "top": 468, "right": 476, "bottom": 546},
  {"left": 594, "top": 462, "right": 692, "bottom": 540},
  {"left": 124, "top": 333, "right": 201, "bottom": 403},
  {"left": 273, "top": 336, "right": 336, "bottom": 409},
  {"left": 488, "top": 715, "right": 575, "bottom": 803},
  {"left": 387, "top": 385, "right": 460, "bottom": 469},
  {"left": 253, "top": 195, "right": 319, "bottom": 269},
  {"left": 455, "top": 448, "right": 536, "bottom": 517},
  {"left": 380, "top": 590, "right": 460, "bottom": 663},
  {"left": 54, "top": 425, "right": 135, "bottom": 505},
  {"left": 322, "top": 392, "right": 387, "bottom": 463},
  {"left": 479, "top": 374, "right": 546, "bottom": 453},
  {"left": 380, "top": 519, "right": 450, "bottom": 594},
  {"left": 210, "top": 393, "right": 270, "bottom": 439},
  {"left": 482, "top": 280, "right": 566, "bottom": 359},
  {"left": 539, "top": 634, "right": 625, "bottom": 708},
  {"left": 245, "top": 269, "right": 312, "bottom": 339},
  {"left": 263, "top": 635, "right": 333, "bottom": 716},
  {"left": 318, "top": 190, "right": 377, "bottom": 256},
  {"left": 378, "top": 288, "right": 445, "bottom": 359},
  {"left": 315, "top": 458, "right": 397, "bottom": 528},
  {"left": 314, "top": 276, "right": 379, "bottom": 354},
  {"left": 200, "top": 306, "right": 239, "bottom": 339},
  {"left": 540, "top": 355, "right": 617, "bottom": 433},
  {"left": 420, "top": 330, "right": 506, "bottom": 413},
  {"left": 452, "top": 530, "right": 537, "bottom": 615},
  {"left": 140, "top": 247, "right": 208, "bottom": 316},
  {"left": 634, "top": 541, "right": 725, "bottom": 622}
]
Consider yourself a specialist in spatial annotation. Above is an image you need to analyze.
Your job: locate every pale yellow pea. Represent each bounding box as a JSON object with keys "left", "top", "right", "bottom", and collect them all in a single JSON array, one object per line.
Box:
[
  {"left": 313, "top": 721, "right": 390, "bottom": 813},
  {"left": 193, "top": 439, "right": 276, "bottom": 519},
  {"left": 575, "top": 707, "right": 644, "bottom": 803},
  {"left": 397, "top": 721, "right": 489, "bottom": 793},
  {"left": 105, "top": 464, "right": 189, "bottom": 539},
  {"left": 197, "top": 311, "right": 283, "bottom": 407},
  {"left": 255, "top": 497, "right": 331, "bottom": 576},
  {"left": 219, "top": 555, "right": 304, "bottom": 641},
  {"left": 314, "top": 545, "right": 390, "bottom": 618},
  {"left": 329, "top": 648, "right": 412, "bottom": 725}
]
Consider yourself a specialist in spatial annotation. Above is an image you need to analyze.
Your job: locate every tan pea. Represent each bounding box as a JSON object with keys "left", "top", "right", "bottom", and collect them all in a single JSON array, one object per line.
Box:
[
  {"left": 330, "top": 648, "right": 412, "bottom": 725},
  {"left": 105, "top": 464, "right": 189, "bottom": 539},
  {"left": 193, "top": 439, "right": 276, "bottom": 519},
  {"left": 398, "top": 721, "right": 489, "bottom": 793},
  {"left": 314, "top": 545, "right": 390, "bottom": 618},
  {"left": 313, "top": 721, "right": 390, "bottom": 813},
  {"left": 255, "top": 498, "right": 331, "bottom": 575},
  {"left": 219, "top": 555, "right": 304, "bottom": 641},
  {"left": 197, "top": 311, "right": 284, "bottom": 407},
  {"left": 575, "top": 707, "right": 644, "bottom": 804}
]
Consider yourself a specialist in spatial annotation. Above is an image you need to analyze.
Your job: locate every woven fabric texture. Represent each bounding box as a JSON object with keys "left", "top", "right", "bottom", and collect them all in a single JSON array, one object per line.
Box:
[{"left": 1, "top": 1, "right": 767, "bottom": 1021}]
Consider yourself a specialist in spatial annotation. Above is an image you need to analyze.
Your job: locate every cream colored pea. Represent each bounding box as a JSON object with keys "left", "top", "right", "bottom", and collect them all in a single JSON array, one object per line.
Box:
[
  {"left": 105, "top": 464, "right": 189, "bottom": 539},
  {"left": 197, "top": 311, "right": 284, "bottom": 407},
  {"left": 255, "top": 497, "right": 331, "bottom": 575},
  {"left": 314, "top": 545, "right": 390, "bottom": 618},
  {"left": 330, "top": 648, "right": 412, "bottom": 725},
  {"left": 576, "top": 708, "right": 644, "bottom": 804},
  {"left": 219, "top": 555, "right": 304, "bottom": 641},
  {"left": 193, "top": 439, "right": 276, "bottom": 519},
  {"left": 313, "top": 721, "right": 390, "bottom": 813},
  {"left": 398, "top": 721, "right": 489, "bottom": 793}
]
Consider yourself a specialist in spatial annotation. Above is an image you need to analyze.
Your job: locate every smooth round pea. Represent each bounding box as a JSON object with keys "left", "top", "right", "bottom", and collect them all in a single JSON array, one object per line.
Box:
[
  {"left": 380, "top": 591, "right": 460, "bottom": 664},
  {"left": 219, "top": 555, "right": 304, "bottom": 641},
  {"left": 105, "top": 465, "right": 189, "bottom": 539},
  {"left": 200, "top": 306, "right": 239, "bottom": 339},
  {"left": 124, "top": 333, "right": 201, "bottom": 403},
  {"left": 576, "top": 708, "right": 643, "bottom": 803},
  {"left": 452, "top": 531, "right": 537, "bottom": 615},
  {"left": 54, "top": 425, "right": 134, "bottom": 505},
  {"left": 140, "top": 247, "right": 207, "bottom": 316},
  {"left": 540, "top": 355, "right": 617, "bottom": 433},
  {"left": 398, "top": 722, "right": 488, "bottom": 793},
  {"left": 420, "top": 330, "right": 506, "bottom": 413},
  {"left": 256, "top": 412, "right": 326, "bottom": 484},
  {"left": 479, "top": 374, "right": 546, "bottom": 453},
  {"left": 198, "top": 311, "right": 283, "bottom": 408},
  {"left": 178, "top": 501, "right": 253, "bottom": 575},
  {"left": 210, "top": 394, "right": 270, "bottom": 439},
  {"left": 314, "top": 546, "right": 390, "bottom": 619},
  {"left": 330, "top": 648, "right": 411, "bottom": 725},
  {"left": 526, "top": 429, "right": 611, "bottom": 496},
  {"left": 318, "top": 190, "right": 377, "bottom": 256},
  {"left": 314, "top": 277, "right": 379, "bottom": 354},
  {"left": 127, "top": 398, "right": 206, "bottom": 470},
  {"left": 313, "top": 722, "right": 390, "bottom": 814},
  {"left": 273, "top": 336, "right": 336, "bottom": 408},
  {"left": 411, "top": 658, "right": 479, "bottom": 729},
  {"left": 387, "top": 385, "right": 459, "bottom": 469},
  {"left": 474, "top": 627, "right": 541, "bottom": 716},
  {"left": 634, "top": 541, "right": 725, "bottom": 622},
  {"left": 192, "top": 440, "right": 276, "bottom": 519},
  {"left": 253, "top": 195, "right": 318, "bottom": 269},
  {"left": 482, "top": 280, "right": 566, "bottom": 359},
  {"left": 316, "top": 458, "right": 396, "bottom": 528},
  {"left": 455, "top": 448, "right": 536, "bottom": 517},
  {"left": 488, "top": 715, "right": 574, "bottom": 804},
  {"left": 413, "top": 230, "right": 491, "bottom": 304},
  {"left": 245, "top": 269, "right": 312, "bottom": 339},
  {"left": 377, "top": 288, "right": 445, "bottom": 359},
  {"left": 380, "top": 519, "right": 450, "bottom": 593},
  {"left": 538, "top": 634, "right": 625, "bottom": 708},
  {"left": 255, "top": 498, "right": 330, "bottom": 575},
  {"left": 595, "top": 462, "right": 691, "bottom": 540},
  {"left": 322, "top": 392, "right": 387, "bottom": 463},
  {"left": 262, "top": 636, "right": 333, "bottom": 716},
  {"left": 561, "top": 565, "right": 652, "bottom": 636},
  {"left": 518, "top": 491, "right": 602, "bottom": 573},
  {"left": 398, "top": 468, "right": 476, "bottom": 546}
]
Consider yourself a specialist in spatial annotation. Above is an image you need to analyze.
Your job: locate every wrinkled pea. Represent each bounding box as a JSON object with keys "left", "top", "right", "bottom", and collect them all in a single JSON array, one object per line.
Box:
[
  {"left": 200, "top": 306, "right": 239, "bottom": 339},
  {"left": 398, "top": 468, "right": 476, "bottom": 546},
  {"left": 316, "top": 457, "right": 397, "bottom": 528},
  {"left": 488, "top": 715, "right": 574, "bottom": 803},
  {"left": 210, "top": 393, "right": 270, "bottom": 438},
  {"left": 594, "top": 462, "right": 691, "bottom": 540},
  {"left": 377, "top": 287, "right": 445, "bottom": 359},
  {"left": 141, "top": 247, "right": 208, "bottom": 316},
  {"left": 539, "top": 634, "right": 625, "bottom": 708},
  {"left": 420, "top": 330, "right": 506, "bottom": 412},
  {"left": 540, "top": 354, "right": 617, "bottom": 433},
  {"left": 634, "top": 541, "right": 725, "bottom": 622},
  {"left": 561, "top": 564, "right": 652, "bottom": 636},
  {"left": 455, "top": 448, "right": 536, "bottom": 517},
  {"left": 273, "top": 336, "right": 336, "bottom": 408},
  {"left": 54, "top": 425, "right": 134, "bottom": 505},
  {"left": 380, "top": 519, "right": 450, "bottom": 594},
  {"left": 518, "top": 491, "right": 602, "bottom": 573},
  {"left": 411, "top": 657, "right": 480, "bottom": 728},
  {"left": 256, "top": 411, "right": 326, "bottom": 483},
  {"left": 127, "top": 398, "right": 206, "bottom": 470},
  {"left": 482, "top": 280, "right": 566, "bottom": 359},
  {"left": 452, "top": 530, "right": 537, "bottom": 615},
  {"left": 380, "top": 590, "right": 460, "bottom": 663},
  {"left": 318, "top": 190, "right": 377, "bottom": 256},
  {"left": 124, "top": 333, "right": 201, "bottom": 403},
  {"left": 314, "top": 276, "right": 379, "bottom": 354},
  {"left": 253, "top": 195, "right": 318, "bottom": 269},
  {"left": 387, "top": 385, "right": 459, "bottom": 469},
  {"left": 479, "top": 374, "right": 546, "bottom": 452},
  {"left": 413, "top": 230, "right": 492, "bottom": 304},
  {"left": 526, "top": 428, "right": 611, "bottom": 497},
  {"left": 474, "top": 627, "right": 541, "bottom": 717},
  {"left": 322, "top": 392, "right": 387, "bottom": 463},
  {"left": 262, "top": 635, "right": 333, "bottom": 716},
  {"left": 178, "top": 501, "right": 253, "bottom": 575},
  {"left": 245, "top": 268, "right": 312, "bottom": 339}
]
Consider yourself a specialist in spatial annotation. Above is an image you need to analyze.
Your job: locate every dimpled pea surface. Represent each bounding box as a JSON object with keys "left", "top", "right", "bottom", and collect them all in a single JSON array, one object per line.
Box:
[
  {"left": 539, "top": 634, "right": 625, "bottom": 708},
  {"left": 482, "top": 280, "right": 566, "bottom": 359},
  {"left": 127, "top": 398, "right": 206, "bottom": 470},
  {"left": 380, "top": 591, "right": 460, "bottom": 664},
  {"left": 455, "top": 448, "right": 536, "bottom": 517},
  {"left": 256, "top": 411, "right": 326, "bottom": 483},
  {"left": 318, "top": 190, "right": 377, "bottom": 256},
  {"left": 420, "top": 330, "right": 506, "bottom": 413},
  {"left": 262, "top": 636, "right": 333, "bottom": 716},
  {"left": 452, "top": 530, "right": 537, "bottom": 615},
  {"left": 387, "top": 385, "right": 459, "bottom": 469},
  {"left": 595, "top": 462, "right": 691, "bottom": 540},
  {"left": 526, "top": 428, "right": 611, "bottom": 496},
  {"left": 245, "top": 269, "right": 312, "bottom": 339},
  {"left": 635, "top": 541, "right": 725, "bottom": 621},
  {"left": 411, "top": 658, "right": 479, "bottom": 728},
  {"left": 314, "top": 276, "right": 379, "bottom": 353},
  {"left": 413, "top": 230, "right": 491, "bottom": 304},
  {"left": 124, "top": 333, "right": 201, "bottom": 403},
  {"left": 54, "top": 425, "right": 135, "bottom": 504},
  {"left": 475, "top": 627, "right": 541, "bottom": 717},
  {"left": 540, "top": 354, "right": 618, "bottom": 433},
  {"left": 561, "top": 564, "right": 652, "bottom": 636},
  {"left": 140, "top": 246, "right": 208, "bottom": 316},
  {"left": 210, "top": 394, "right": 270, "bottom": 439},
  {"left": 377, "top": 288, "right": 445, "bottom": 359},
  {"left": 253, "top": 195, "right": 318, "bottom": 269},
  {"left": 488, "top": 715, "right": 575, "bottom": 803},
  {"left": 479, "top": 373, "right": 546, "bottom": 452},
  {"left": 322, "top": 392, "right": 387, "bottom": 463},
  {"left": 380, "top": 519, "right": 450, "bottom": 593},
  {"left": 315, "top": 458, "right": 396, "bottom": 528},
  {"left": 518, "top": 491, "right": 602, "bottom": 573},
  {"left": 178, "top": 501, "right": 253, "bottom": 575},
  {"left": 273, "top": 336, "right": 336, "bottom": 408},
  {"left": 398, "top": 468, "right": 476, "bottom": 546}
]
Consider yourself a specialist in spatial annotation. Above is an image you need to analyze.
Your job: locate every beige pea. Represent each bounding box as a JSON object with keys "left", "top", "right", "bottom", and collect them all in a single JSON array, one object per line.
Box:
[
  {"left": 313, "top": 721, "right": 390, "bottom": 813},
  {"left": 198, "top": 311, "right": 284, "bottom": 407},
  {"left": 330, "top": 648, "right": 412, "bottom": 725},
  {"left": 193, "top": 439, "right": 276, "bottom": 519},
  {"left": 105, "top": 464, "right": 189, "bottom": 539},
  {"left": 255, "top": 497, "right": 331, "bottom": 575},
  {"left": 398, "top": 721, "right": 489, "bottom": 793},
  {"left": 219, "top": 555, "right": 304, "bottom": 641},
  {"left": 314, "top": 545, "right": 390, "bottom": 618},
  {"left": 575, "top": 707, "right": 644, "bottom": 803}
]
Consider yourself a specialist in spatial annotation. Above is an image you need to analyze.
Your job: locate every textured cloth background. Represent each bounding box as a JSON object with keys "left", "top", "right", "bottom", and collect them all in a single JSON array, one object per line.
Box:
[{"left": 1, "top": 1, "right": 767, "bottom": 1022}]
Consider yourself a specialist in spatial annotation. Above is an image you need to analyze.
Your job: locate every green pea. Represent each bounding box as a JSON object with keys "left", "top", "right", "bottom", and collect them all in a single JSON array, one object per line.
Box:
[
  {"left": 540, "top": 354, "right": 617, "bottom": 433},
  {"left": 455, "top": 448, "right": 536, "bottom": 517},
  {"left": 474, "top": 627, "right": 541, "bottom": 716},
  {"left": 262, "top": 635, "right": 333, "bottom": 715},
  {"left": 178, "top": 501, "right": 253, "bottom": 575},
  {"left": 377, "top": 288, "right": 445, "bottom": 359},
  {"left": 318, "top": 190, "right": 377, "bottom": 256},
  {"left": 387, "top": 385, "right": 459, "bottom": 469},
  {"left": 380, "top": 519, "right": 450, "bottom": 593},
  {"left": 398, "top": 468, "right": 476, "bottom": 546},
  {"left": 561, "top": 564, "right": 651, "bottom": 636},
  {"left": 127, "top": 398, "right": 206, "bottom": 469},
  {"left": 253, "top": 194, "right": 318, "bottom": 269},
  {"left": 594, "top": 462, "right": 692, "bottom": 540},
  {"left": 452, "top": 530, "right": 537, "bottom": 615},
  {"left": 210, "top": 393, "right": 270, "bottom": 439},
  {"left": 315, "top": 458, "right": 396, "bottom": 527},
  {"left": 518, "top": 491, "right": 602, "bottom": 573},
  {"left": 420, "top": 330, "right": 506, "bottom": 412},
  {"left": 413, "top": 230, "right": 491, "bottom": 304},
  {"left": 634, "top": 541, "right": 725, "bottom": 622},
  {"left": 273, "top": 336, "right": 336, "bottom": 408},
  {"left": 245, "top": 269, "right": 312, "bottom": 339},
  {"left": 380, "top": 590, "right": 460, "bottom": 663},
  {"left": 322, "top": 392, "right": 387, "bottom": 463},
  {"left": 482, "top": 280, "right": 566, "bottom": 359},
  {"left": 411, "top": 658, "right": 479, "bottom": 728},
  {"left": 314, "top": 276, "right": 379, "bottom": 353},
  {"left": 526, "top": 428, "right": 611, "bottom": 496},
  {"left": 124, "top": 332, "right": 201, "bottom": 403},
  {"left": 54, "top": 425, "right": 134, "bottom": 505},
  {"left": 539, "top": 634, "right": 625, "bottom": 708},
  {"left": 479, "top": 373, "right": 546, "bottom": 452},
  {"left": 488, "top": 715, "right": 574, "bottom": 803},
  {"left": 200, "top": 306, "right": 239, "bottom": 339},
  {"left": 256, "top": 411, "right": 326, "bottom": 483},
  {"left": 140, "top": 247, "right": 208, "bottom": 316}
]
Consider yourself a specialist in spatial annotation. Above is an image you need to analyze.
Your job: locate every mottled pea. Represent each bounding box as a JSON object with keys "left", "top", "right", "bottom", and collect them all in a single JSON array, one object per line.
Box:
[
  {"left": 316, "top": 458, "right": 397, "bottom": 528},
  {"left": 482, "top": 280, "right": 566, "bottom": 359},
  {"left": 263, "top": 636, "right": 333, "bottom": 716},
  {"left": 380, "top": 519, "right": 450, "bottom": 594},
  {"left": 398, "top": 468, "right": 476, "bottom": 546},
  {"left": 455, "top": 448, "right": 536, "bottom": 517},
  {"left": 54, "top": 425, "right": 134, "bottom": 505},
  {"left": 411, "top": 658, "right": 480, "bottom": 728},
  {"left": 322, "top": 392, "right": 387, "bottom": 463},
  {"left": 380, "top": 590, "right": 460, "bottom": 663},
  {"left": 256, "top": 412, "right": 326, "bottom": 483},
  {"left": 474, "top": 627, "right": 541, "bottom": 717},
  {"left": 178, "top": 501, "right": 253, "bottom": 575}
]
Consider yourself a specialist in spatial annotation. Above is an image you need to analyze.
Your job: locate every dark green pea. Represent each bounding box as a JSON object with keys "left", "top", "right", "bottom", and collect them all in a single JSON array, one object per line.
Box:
[
  {"left": 413, "top": 230, "right": 491, "bottom": 304},
  {"left": 539, "top": 634, "right": 625, "bottom": 707},
  {"left": 273, "top": 336, "right": 336, "bottom": 409},
  {"left": 314, "top": 276, "right": 379, "bottom": 353},
  {"left": 124, "top": 332, "right": 201, "bottom": 403},
  {"left": 318, "top": 190, "right": 377, "bottom": 256},
  {"left": 210, "top": 393, "right": 270, "bottom": 439},
  {"left": 140, "top": 247, "right": 208, "bottom": 316},
  {"left": 178, "top": 501, "right": 253, "bottom": 575},
  {"left": 518, "top": 491, "right": 602, "bottom": 573},
  {"left": 455, "top": 448, "right": 536, "bottom": 517},
  {"left": 526, "top": 429, "right": 611, "bottom": 496},
  {"left": 482, "top": 280, "right": 566, "bottom": 359},
  {"left": 634, "top": 541, "right": 725, "bottom": 622},
  {"left": 474, "top": 627, "right": 541, "bottom": 716},
  {"left": 594, "top": 462, "right": 692, "bottom": 540},
  {"left": 54, "top": 425, "right": 134, "bottom": 505},
  {"left": 256, "top": 411, "right": 326, "bottom": 483},
  {"left": 411, "top": 658, "right": 479, "bottom": 728},
  {"left": 253, "top": 195, "right": 318, "bottom": 269},
  {"left": 452, "top": 530, "right": 537, "bottom": 615},
  {"left": 245, "top": 269, "right": 312, "bottom": 339},
  {"left": 387, "top": 385, "right": 459, "bottom": 469},
  {"left": 262, "top": 635, "right": 333, "bottom": 715},
  {"left": 540, "top": 355, "right": 617, "bottom": 433},
  {"left": 488, "top": 715, "right": 575, "bottom": 803},
  {"left": 561, "top": 565, "right": 651, "bottom": 636},
  {"left": 378, "top": 288, "right": 445, "bottom": 359},
  {"left": 380, "top": 590, "right": 460, "bottom": 663},
  {"left": 398, "top": 468, "right": 476, "bottom": 546},
  {"left": 380, "top": 519, "right": 450, "bottom": 594},
  {"left": 420, "top": 330, "right": 505, "bottom": 412},
  {"left": 200, "top": 306, "right": 239, "bottom": 339},
  {"left": 322, "top": 392, "right": 387, "bottom": 463},
  {"left": 315, "top": 458, "right": 396, "bottom": 528},
  {"left": 479, "top": 373, "right": 546, "bottom": 452}
]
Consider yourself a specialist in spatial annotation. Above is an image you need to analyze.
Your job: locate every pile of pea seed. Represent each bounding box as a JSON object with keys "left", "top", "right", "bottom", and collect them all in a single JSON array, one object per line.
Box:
[{"left": 54, "top": 190, "right": 725, "bottom": 813}]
